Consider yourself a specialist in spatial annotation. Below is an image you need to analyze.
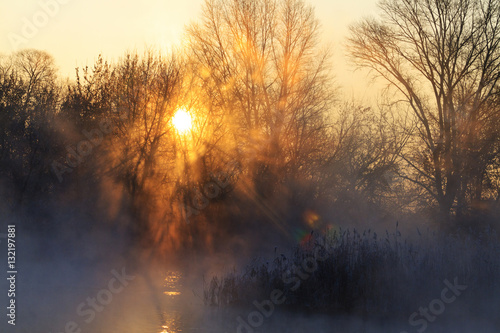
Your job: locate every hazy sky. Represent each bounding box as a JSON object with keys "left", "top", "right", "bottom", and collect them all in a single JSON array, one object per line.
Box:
[{"left": 1, "top": 0, "right": 379, "bottom": 98}]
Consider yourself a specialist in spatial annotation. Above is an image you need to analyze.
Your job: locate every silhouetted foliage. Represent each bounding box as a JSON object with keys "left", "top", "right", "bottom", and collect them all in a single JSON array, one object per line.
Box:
[
  {"left": 348, "top": 0, "right": 500, "bottom": 226},
  {"left": 0, "top": 50, "right": 61, "bottom": 211},
  {"left": 1, "top": 0, "right": 499, "bottom": 252}
]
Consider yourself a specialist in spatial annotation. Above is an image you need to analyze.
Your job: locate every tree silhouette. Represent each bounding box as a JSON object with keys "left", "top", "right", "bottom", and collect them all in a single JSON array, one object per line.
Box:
[
  {"left": 348, "top": 0, "right": 500, "bottom": 223},
  {"left": 0, "top": 50, "right": 60, "bottom": 208},
  {"left": 187, "top": 0, "right": 335, "bottom": 198}
]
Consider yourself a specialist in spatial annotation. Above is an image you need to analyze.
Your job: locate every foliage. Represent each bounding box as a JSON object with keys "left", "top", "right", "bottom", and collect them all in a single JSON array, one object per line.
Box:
[{"left": 203, "top": 227, "right": 500, "bottom": 318}]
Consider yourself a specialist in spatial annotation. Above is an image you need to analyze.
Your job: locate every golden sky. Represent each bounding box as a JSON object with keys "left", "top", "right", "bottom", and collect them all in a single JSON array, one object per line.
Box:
[{"left": 1, "top": 0, "right": 378, "bottom": 98}]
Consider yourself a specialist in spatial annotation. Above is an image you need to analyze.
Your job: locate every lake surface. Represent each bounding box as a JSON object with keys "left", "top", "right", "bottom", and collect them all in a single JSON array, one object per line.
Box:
[
  {"left": 123, "top": 269, "right": 498, "bottom": 333},
  {"left": 5, "top": 250, "right": 499, "bottom": 333}
]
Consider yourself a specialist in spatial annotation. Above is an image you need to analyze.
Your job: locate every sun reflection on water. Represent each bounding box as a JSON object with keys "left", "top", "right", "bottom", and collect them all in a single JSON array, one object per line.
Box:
[
  {"left": 158, "top": 271, "right": 183, "bottom": 333},
  {"left": 163, "top": 270, "right": 182, "bottom": 296},
  {"left": 159, "top": 324, "right": 170, "bottom": 333}
]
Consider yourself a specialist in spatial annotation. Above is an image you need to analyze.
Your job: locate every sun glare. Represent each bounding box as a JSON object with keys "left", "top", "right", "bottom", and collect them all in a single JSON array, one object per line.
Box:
[{"left": 172, "top": 109, "right": 192, "bottom": 134}]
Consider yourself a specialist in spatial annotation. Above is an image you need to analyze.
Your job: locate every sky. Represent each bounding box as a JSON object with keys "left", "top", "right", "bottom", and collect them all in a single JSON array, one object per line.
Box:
[{"left": 0, "top": 0, "right": 379, "bottom": 98}]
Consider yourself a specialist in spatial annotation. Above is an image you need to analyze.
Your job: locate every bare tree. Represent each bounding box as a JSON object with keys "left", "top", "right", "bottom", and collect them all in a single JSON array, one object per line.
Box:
[
  {"left": 348, "top": 0, "right": 500, "bottom": 223},
  {"left": 186, "top": 0, "right": 335, "bottom": 197},
  {"left": 105, "top": 51, "right": 184, "bottom": 228},
  {"left": 0, "top": 50, "right": 60, "bottom": 207},
  {"left": 61, "top": 55, "right": 114, "bottom": 129}
]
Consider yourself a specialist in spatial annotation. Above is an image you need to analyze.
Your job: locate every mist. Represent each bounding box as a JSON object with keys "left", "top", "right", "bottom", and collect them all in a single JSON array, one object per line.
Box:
[{"left": 2, "top": 0, "right": 500, "bottom": 332}]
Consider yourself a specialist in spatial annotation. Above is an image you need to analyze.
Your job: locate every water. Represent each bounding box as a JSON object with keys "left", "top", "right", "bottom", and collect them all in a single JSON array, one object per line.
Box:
[
  {"left": 139, "top": 270, "right": 498, "bottom": 333},
  {"left": 4, "top": 246, "right": 498, "bottom": 333}
]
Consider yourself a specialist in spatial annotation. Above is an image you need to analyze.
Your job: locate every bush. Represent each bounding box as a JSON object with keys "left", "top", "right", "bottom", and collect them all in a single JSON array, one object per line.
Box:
[{"left": 203, "top": 226, "right": 500, "bottom": 319}]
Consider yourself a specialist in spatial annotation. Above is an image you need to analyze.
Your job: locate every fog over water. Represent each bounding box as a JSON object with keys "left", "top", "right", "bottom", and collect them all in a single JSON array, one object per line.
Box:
[
  {"left": 1, "top": 210, "right": 498, "bottom": 333},
  {"left": 1, "top": 0, "right": 500, "bottom": 332}
]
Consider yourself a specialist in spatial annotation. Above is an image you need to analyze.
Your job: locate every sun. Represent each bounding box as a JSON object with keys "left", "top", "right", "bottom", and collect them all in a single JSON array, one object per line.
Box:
[{"left": 172, "top": 109, "right": 192, "bottom": 134}]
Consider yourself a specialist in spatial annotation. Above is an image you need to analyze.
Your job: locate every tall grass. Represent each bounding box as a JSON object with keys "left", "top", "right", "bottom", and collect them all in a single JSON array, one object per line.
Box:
[{"left": 203, "top": 226, "right": 500, "bottom": 318}]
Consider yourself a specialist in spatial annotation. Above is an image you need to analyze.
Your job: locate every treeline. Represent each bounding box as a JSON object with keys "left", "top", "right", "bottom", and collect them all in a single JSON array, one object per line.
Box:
[{"left": 1, "top": 0, "right": 499, "bottom": 251}]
